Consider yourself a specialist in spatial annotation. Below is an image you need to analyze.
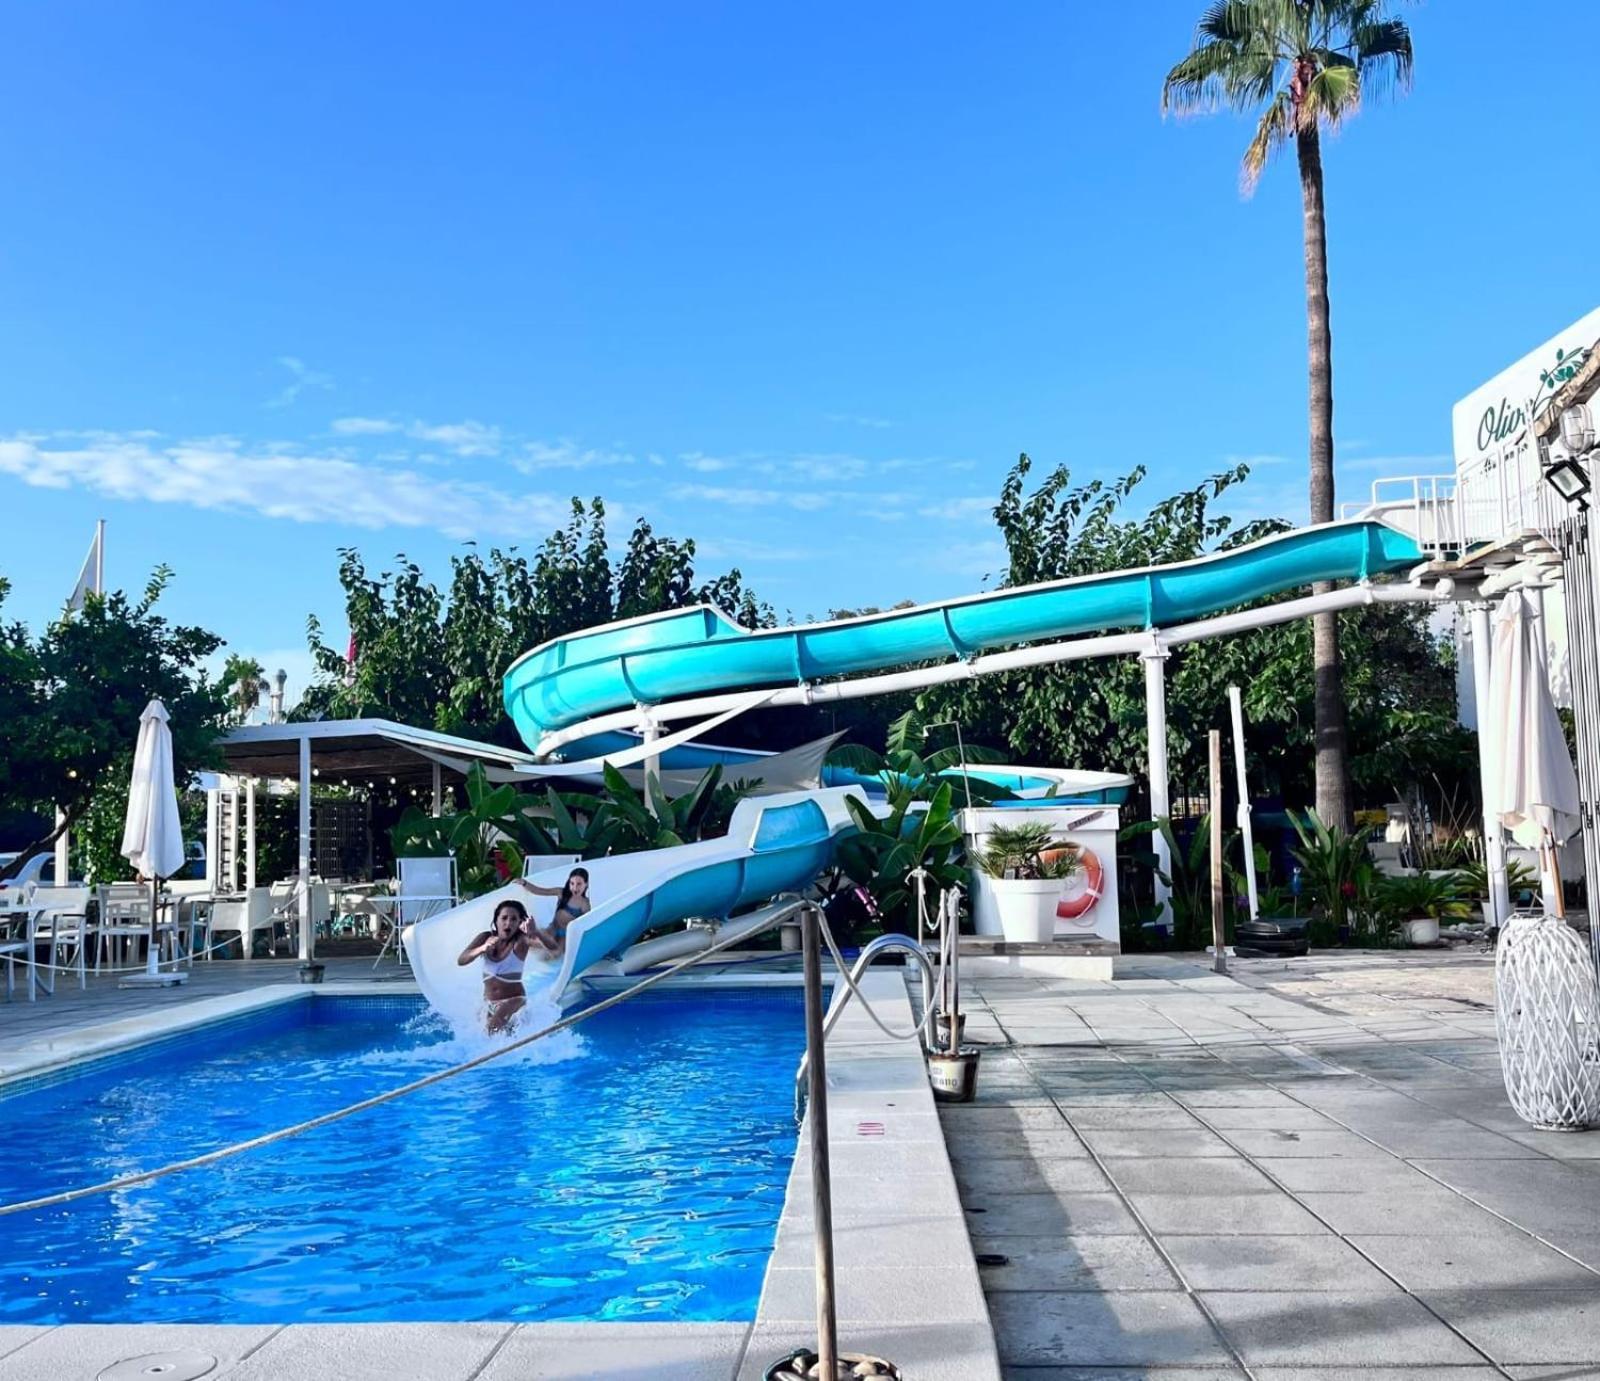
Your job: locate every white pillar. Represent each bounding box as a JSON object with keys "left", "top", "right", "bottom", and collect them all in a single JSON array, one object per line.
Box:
[
  {"left": 1143, "top": 644, "right": 1173, "bottom": 923},
  {"left": 244, "top": 776, "right": 257, "bottom": 892},
  {"left": 54, "top": 808, "right": 69, "bottom": 884},
  {"left": 298, "top": 735, "right": 313, "bottom": 961},
  {"left": 431, "top": 761, "right": 443, "bottom": 816},
  {"left": 1469, "top": 601, "right": 1512, "bottom": 927},
  {"left": 639, "top": 709, "right": 662, "bottom": 815}
]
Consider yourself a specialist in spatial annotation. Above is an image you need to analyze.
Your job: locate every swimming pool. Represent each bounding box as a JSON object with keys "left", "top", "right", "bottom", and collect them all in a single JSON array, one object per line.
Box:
[{"left": 0, "top": 989, "right": 808, "bottom": 1324}]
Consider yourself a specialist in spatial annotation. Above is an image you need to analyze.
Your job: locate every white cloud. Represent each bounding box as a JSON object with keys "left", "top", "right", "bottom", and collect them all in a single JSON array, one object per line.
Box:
[
  {"left": 267, "top": 356, "right": 333, "bottom": 409},
  {"left": 918, "top": 496, "right": 993, "bottom": 522},
  {"left": 0, "top": 432, "right": 570, "bottom": 540},
  {"left": 515, "top": 439, "right": 635, "bottom": 471},
  {"left": 331, "top": 416, "right": 401, "bottom": 436},
  {"left": 409, "top": 420, "right": 502, "bottom": 457},
  {"left": 824, "top": 412, "right": 895, "bottom": 429},
  {"left": 669, "top": 483, "right": 833, "bottom": 511},
  {"left": 330, "top": 416, "right": 503, "bottom": 456}
]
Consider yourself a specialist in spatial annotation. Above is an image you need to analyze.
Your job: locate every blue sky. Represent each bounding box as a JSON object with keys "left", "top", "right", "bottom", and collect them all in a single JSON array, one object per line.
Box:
[{"left": 2, "top": 1, "right": 1596, "bottom": 701}]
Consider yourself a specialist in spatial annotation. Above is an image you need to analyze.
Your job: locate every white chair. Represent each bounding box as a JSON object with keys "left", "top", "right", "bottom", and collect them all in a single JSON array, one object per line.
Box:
[
  {"left": 375, "top": 857, "right": 457, "bottom": 968},
  {"left": 23, "top": 884, "right": 92, "bottom": 990},
  {"left": 205, "top": 886, "right": 285, "bottom": 959},
  {"left": 96, "top": 884, "right": 158, "bottom": 970},
  {"left": 1, "top": 888, "right": 29, "bottom": 1000}
]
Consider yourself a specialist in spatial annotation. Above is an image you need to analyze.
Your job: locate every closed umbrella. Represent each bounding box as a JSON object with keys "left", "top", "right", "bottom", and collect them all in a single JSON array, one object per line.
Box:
[
  {"left": 119, "top": 699, "right": 188, "bottom": 987},
  {"left": 1487, "top": 590, "right": 1581, "bottom": 914}
]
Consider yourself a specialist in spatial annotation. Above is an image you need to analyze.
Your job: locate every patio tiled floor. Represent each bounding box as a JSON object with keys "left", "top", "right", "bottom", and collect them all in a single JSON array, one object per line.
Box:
[{"left": 945, "top": 949, "right": 1600, "bottom": 1377}]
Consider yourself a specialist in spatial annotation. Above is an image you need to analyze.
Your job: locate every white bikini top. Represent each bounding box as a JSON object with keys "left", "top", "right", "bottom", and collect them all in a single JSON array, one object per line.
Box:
[{"left": 482, "top": 942, "right": 523, "bottom": 982}]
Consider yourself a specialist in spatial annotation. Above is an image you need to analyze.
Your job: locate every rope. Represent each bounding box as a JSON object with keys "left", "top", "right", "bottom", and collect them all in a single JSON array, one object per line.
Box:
[
  {"left": 814, "top": 898, "right": 937, "bottom": 1045},
  {"left": 2, "top": 934, "right": 251, "bottom": 976},
  {"left": 0, "top": 898, "right": 812, "bottom": 1218}
]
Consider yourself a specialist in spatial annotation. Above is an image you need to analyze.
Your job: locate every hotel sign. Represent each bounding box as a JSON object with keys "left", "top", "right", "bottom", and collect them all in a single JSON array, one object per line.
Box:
[{"left": 1452, "top": 306, "right": 1600, "bottom": 474}]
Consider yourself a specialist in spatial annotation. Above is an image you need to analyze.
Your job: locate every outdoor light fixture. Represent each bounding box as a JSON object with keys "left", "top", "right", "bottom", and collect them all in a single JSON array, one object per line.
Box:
[
  {"left": 1544, "top": 451, "right": 1592, "bottom": 510},
  {"left": 1561, "top": 402, "right": 1597, "bottom": 455}
]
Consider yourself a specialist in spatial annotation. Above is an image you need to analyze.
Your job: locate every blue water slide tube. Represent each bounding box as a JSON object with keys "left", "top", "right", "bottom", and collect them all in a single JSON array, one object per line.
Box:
[
  {"left": 403, "top": 787, "right": 868, "bottom": 1011},
  {"left": 504, "top": 519, "right": 1423, "bottom": 750}
]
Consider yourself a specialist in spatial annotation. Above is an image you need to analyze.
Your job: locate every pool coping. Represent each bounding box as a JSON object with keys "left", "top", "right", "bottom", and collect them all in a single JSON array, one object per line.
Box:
[{"left": 0, "top": 968, "right": 1000, "bottom": 1379}]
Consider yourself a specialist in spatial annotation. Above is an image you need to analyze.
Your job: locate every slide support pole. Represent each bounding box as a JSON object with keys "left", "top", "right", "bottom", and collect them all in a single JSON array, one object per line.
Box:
[
  {"left": 1469, "top": 601, "right": 1512, "bottom": 929},
  {"left": 1142, "top": 643, "right": 1173, "bottom": 923}
]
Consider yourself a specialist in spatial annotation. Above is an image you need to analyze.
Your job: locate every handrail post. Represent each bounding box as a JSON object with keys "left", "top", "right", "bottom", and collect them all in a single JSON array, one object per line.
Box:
[{"left": 801, "top": 900, "right": 839, "bottom": 1377}]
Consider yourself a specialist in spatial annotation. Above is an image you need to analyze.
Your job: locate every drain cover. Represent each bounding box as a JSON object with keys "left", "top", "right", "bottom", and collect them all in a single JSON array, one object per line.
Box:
[{"left": 98, "top": 1351, "right": 217, "bottom": 1381}]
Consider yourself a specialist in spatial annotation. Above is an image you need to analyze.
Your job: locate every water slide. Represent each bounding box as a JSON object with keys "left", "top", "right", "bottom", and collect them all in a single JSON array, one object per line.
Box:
[
  {"left": 404, "top": 787, "right": 867, "bottom": 1022},
  {"left": 506, "top": 518, "right": 1423, "bottom": 756},
  {"left": 409, "top": 516, "right": 1426, "bottom": 1017}
]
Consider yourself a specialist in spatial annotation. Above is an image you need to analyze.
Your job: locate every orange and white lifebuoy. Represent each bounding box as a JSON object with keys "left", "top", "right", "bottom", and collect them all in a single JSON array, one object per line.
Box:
[{"left": 1043, "top": 844, "right": 1104, "bottom": 923}]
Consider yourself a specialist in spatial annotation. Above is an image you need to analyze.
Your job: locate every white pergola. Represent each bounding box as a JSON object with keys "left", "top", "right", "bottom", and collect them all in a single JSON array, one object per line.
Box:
[{"left": 216, "top": 719, "right": 545, "bottom": 960}]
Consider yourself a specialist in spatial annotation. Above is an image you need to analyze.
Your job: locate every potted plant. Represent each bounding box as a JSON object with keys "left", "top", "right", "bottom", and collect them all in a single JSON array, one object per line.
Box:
[
  {"left": 976, "top": 822, "right": 1078, "bottom": 944},
  {"left": 1376, "top": 871, "right": 1472, "bottom": 946}
]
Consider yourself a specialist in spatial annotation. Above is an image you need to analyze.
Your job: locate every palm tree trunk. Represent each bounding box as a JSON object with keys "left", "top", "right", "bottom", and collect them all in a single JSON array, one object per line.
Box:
[{"left": 1298, "top": 122, "right": 1350, "bottom": 829}]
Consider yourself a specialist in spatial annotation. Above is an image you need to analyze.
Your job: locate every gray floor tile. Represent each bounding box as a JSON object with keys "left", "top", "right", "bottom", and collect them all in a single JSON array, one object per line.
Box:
[
  {"left": 944, "top": 1128, "right": 1094, "bottom": 1161},
  {"left": 940, "top": 1105, "right": 1071, "bottom": 1131},
  {"left": 1197, "top": 1106, "right": 1347, "bottom": 1131},
  {"left": 1219, "top": 1127, "right": 1388, "bottom": 1159},
  {"left": 1130, "top": 1192, "right": 1330, "bottom": 1235},
  {"left": 954, "top": 1156, "right": 1113, "bottom": 1195},
  {"left": 1296, "top": 1188, "right": 1510, "bottom": 1235},
  {"left": 1251, "top": 1370, "right": 1501, "bottom": 1381},
  {"left": 1200, "top": 1291, "right": 1484, "bottom": 1364},
  {"left": 1162, "top": 1234, "right": 1400, "bottom": 1291},
  {"left": 227, "top": 1324, "right": 512, "bottom": 1381},
  {"left": 1423, "top": 1288, "right": 1600, "bottom": 1364},
  {"left": 1077, "top": 1127, "right": 1238, "bottom": 1158},
  {"left": 963, "top": 1191, "right": 1142, "bottom": 1236},
  {"left": 998, "top": 1369, "right": 1244, "bottom": 1381},
  {"left": 759, "top": 1264, "right": 989, "bottom": 1324},
  {"left": 740, "top": 1322, "right": 1000, "bottom": 1381},
  {"left": 0, "top": 1326, "right": 281, "bottom": 1381},
  {"left": 972, "top": 1234, "right": 1180, "bottom": 1292},
  {"left": 1060, "top": 1105, "right": 1206, "bottom": 1130},
  {"left": 987, "top": 1290, "right": 1234, "bottom": 1366},
  {"left": 478, "top": 1324, "right": 745, "bottom": 1381},
  {"left": 1251, "top": 1156, "right": 1441, "bottom": 1193},
  {"left": 1350, "top": 1228, "right": 1600, "bottom": 1291},
  {"left": 1101, "top": 1158, "right": 1276, "bottom": 1195}
]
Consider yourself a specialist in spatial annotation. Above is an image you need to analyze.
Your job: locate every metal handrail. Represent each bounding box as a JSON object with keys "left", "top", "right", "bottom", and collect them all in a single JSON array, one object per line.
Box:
[{"left": 795, "top": 932, "right": 937, "bottom": 1088}]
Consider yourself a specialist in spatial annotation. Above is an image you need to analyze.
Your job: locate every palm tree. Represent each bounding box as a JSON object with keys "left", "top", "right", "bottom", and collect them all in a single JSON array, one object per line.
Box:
[{"left": 1163, "top": 1, "right": 1413, "bottom": 829}]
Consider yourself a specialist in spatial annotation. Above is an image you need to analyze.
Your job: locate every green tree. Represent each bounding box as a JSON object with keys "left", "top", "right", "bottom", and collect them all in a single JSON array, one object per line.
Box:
[
  {"left": 0, "top": 569, "right": 227, "bottom": 881},
  {"left": 918, "top": 454, "right": 1461, "bottom": 819},
  {"left": 220, "top": 654, "right": 266, "bottom": 724},
  {"left": 1163, "top": 0, "right": 1414, "bottom": 828},
  {"left": 300, "top": 498, "right": 776, "bottom": 747}
]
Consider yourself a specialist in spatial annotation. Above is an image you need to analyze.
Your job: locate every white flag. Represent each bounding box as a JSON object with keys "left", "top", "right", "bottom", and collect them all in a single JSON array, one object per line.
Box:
[{"left": 67, "top": 522, "right": 103, "bottom": 611}]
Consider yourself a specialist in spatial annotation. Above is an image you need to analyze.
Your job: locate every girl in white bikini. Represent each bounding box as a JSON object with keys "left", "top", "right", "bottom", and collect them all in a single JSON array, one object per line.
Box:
[{"left": 457, "top": 898, "right": 539, "bottom": 1034}]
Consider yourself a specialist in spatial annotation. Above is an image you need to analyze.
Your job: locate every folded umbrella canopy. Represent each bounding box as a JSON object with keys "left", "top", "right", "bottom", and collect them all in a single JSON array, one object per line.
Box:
[
  {"left": 120, "top": 698, "right": 187, "bottom": 985},
  {"left": 1487, "top": 591, "right": 1582, "bottom": 913}
]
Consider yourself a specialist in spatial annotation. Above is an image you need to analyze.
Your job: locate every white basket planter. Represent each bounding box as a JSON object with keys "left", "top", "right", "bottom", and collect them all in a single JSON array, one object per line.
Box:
[
  {"left": 1495, "top": 912, "right": 1600, "bottom": 1131},
  {"left": 990, "top": 878, "right": 1059, "bottom": 944}
]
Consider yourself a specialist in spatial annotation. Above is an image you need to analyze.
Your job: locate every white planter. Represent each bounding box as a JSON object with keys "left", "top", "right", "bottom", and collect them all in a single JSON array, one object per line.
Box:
[
  {"left": 990, "top": 877, "right": 1060, "bottom": 944},
  {"left": 1402, "top": 917, "right": 1440, "bottom": 946}
]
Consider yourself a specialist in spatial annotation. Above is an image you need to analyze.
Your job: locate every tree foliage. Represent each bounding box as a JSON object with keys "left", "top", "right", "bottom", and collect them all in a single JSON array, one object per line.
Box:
[
  {"left": 301, "top": 498, "right": 774, "bottom": 746},
  {"left": 918, "top": 454, "right": 1464, "bottom": 813},
  {"left": 0, "top": 571, "right": 227, "bottom": 881}
]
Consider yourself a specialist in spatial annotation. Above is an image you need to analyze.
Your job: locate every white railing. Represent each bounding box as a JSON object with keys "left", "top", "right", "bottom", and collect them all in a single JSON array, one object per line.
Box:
[
  {"left": 1342, "top": 451, "right": 1566, "bottom": 555},
  {"left": 1455, "top": 434, "right": 1568, "bottom": 547},
  {"left": 1339, "top": 474, "right": 1461, "bottom": 554}
]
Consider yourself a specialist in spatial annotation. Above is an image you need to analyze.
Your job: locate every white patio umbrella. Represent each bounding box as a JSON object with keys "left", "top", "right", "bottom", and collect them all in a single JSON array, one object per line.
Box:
[
  {"left": 120, "top": 698, "right": 188, "bottom": 986},
  {"left": 1487, "top": 590, "right": 1582, "bottom": 915}
]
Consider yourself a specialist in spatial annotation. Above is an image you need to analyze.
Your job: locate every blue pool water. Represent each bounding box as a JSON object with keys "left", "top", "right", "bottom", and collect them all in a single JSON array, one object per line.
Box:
[{"left": 0, "top": 990, "right": 808, "bottom": 1324}]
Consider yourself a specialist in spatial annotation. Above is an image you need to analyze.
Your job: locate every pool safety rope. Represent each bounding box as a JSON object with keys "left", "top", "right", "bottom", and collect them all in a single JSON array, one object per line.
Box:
[
  {"left": 2, "top": 932, "right": 264, "bottom": 977},
  {"left": 0, "top": 895, "right": 829, "bottom": 1219}
]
